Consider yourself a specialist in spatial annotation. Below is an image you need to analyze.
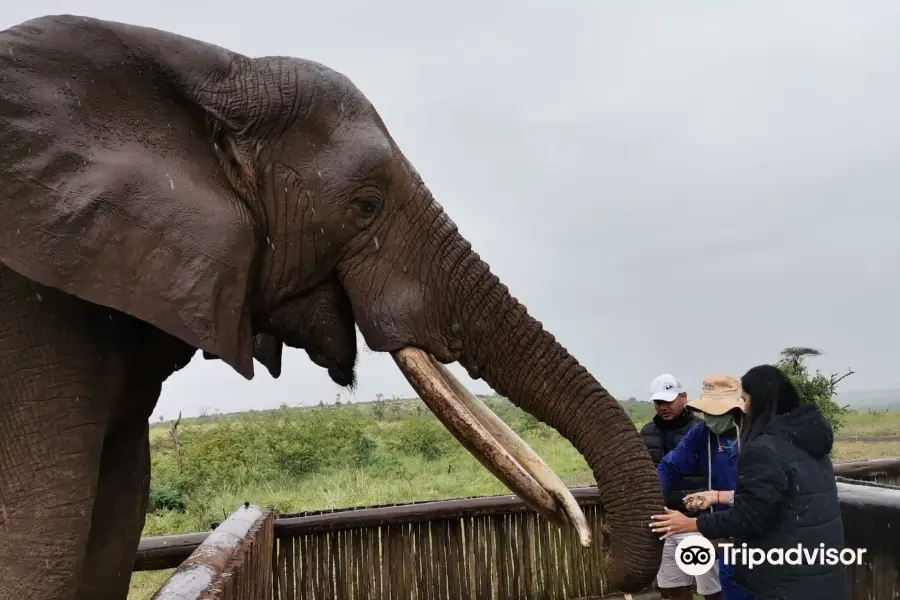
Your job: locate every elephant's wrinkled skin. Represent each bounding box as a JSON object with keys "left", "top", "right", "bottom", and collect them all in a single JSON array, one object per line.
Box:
[{"left": 0, "top": 14, "right": 663, "bottom": 599}]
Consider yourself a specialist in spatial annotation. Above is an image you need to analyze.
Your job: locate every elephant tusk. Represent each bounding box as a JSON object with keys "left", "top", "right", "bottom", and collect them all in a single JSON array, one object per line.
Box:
[
  {"left": 391, "top": 347, "right": 560, "bottom": 521},
  {"left": 430, "top": 358, "right": 592, "bottom": 548},
  {"left": 391, "top": 347, "right": 589, "bottom": 546}
]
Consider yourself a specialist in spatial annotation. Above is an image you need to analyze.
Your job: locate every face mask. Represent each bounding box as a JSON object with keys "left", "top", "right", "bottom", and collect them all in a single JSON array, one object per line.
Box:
[{"left": 704, "top": 413, "right": 735, "bottom": 435}]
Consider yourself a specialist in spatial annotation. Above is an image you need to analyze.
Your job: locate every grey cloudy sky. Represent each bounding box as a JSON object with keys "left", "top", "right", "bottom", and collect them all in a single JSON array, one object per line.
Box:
[{"left": 4, "top": 1, "right": 899, "bottom": 418}]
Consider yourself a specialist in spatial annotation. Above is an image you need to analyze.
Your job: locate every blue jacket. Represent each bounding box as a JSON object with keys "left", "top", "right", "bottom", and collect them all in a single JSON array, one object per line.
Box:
[{"left": 657, "top": 420, "right": 739, "bottom": 513}]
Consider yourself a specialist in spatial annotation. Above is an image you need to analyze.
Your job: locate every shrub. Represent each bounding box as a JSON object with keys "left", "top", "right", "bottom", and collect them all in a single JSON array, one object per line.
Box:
[
  {"left": 776, "top": 347, "right": 852, "bottom": 434},
  {"left": 147, "top": 481, "right": 189, "bottom": 513},
  {"left": 350, "top": 435, "right": 378, "bottom": 467},
  {"left": 388, "top": 417, "right": 457, "bottom": 461}
]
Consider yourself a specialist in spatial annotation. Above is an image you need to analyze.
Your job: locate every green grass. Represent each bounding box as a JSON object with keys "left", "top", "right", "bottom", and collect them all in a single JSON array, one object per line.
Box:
[{"left": 128, "top": 398, "right": 900, "bottom": 599}]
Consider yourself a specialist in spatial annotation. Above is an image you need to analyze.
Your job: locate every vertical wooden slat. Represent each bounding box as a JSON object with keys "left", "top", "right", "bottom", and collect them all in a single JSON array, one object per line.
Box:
[
  {"left": 554, "top": 514, "right": 571, "bottom": 598},
  {"left": 381, "top": 525, "right": 393, "bottom": 600},
  {"left": 392, "top": 525, "right": 408, "bottom": 600},
  {"left": 277, "top": 536, "right": 290, "bottom": 600},
  {"left": 521, "top": 514, "right": 535, "bottom": 600},
  {"left": 284, "top": 536, "right": 295, "bottom": 600},
  {"left": 327, "top": 532, "right": 338, "bottom": 600},
  {"left": 294, "top": 535, "right": 305, "bottom": 600},
  {"left": 463, "top": 517, "right": 476, "bottom": 600},
  {"left": 567, "top": 513, "right": 586, "bottom": 598},
  {"left": 416, "top": 521, "right": 432, "bottom": 600},
  {"left": 305, "top": 535, "right": 318, "bottom": 600},
  {"left": 493, "top": 515, "right": 508, "bottom": 600},
  {"left": 590, "top": 506, "right": 607, "bottom": 596},
  {"left": 272, "top": 538, "right": 281, "bottom": 600},
  {"left": 432, "top": 520, "right": 446, "bottom": 600},
  {"left": 367, "top": 527, "right": 379, "bottom": 600},
  {"left": 444, "top": 519, "right": 462, "bottom": 600},
  {"left": 473, "top": 517, "right": 488, "bottom": 600},
  {"left": 551, "top": 519, "right": 567, "bottom": 599},
  {"left": 318, "top": 533, "right": 326, "bottom": 600},
  {"left": 353, "top": 528, "right": 368, "bottom": 600},
  {"left": 506, "top": 513, "right": 522, "bottom": 600},
  {"left": 402, "top": 523, "right": 415, "bottom": 600}
]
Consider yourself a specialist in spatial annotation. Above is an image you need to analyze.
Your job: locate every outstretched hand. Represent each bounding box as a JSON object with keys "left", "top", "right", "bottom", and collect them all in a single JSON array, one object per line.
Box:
[
  {"left": 649, "top": 507, "right": 698, "bottom": 540},
  {"left": 684, "top": 490, "right": 718, "bottom": 511}
]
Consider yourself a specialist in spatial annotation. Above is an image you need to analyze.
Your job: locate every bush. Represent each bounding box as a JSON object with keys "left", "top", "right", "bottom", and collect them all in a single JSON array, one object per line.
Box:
[
  {"left": 148, "top": 408, "right": 385, "bottom": 495},
  {"left": 776, "top": 347, "right": 852, "bottom": 434},
  {"left": 145, "top": 396, "right": 574, "bottom": 527},
  {"left": 147, "top": 483, "right": 188, "bottom": 513},
  {"left": 351, "top": 435, "right": 378, "bottom": 467},
  {"left": 388, "top": 417, "right": 457, "bottom": 461}
]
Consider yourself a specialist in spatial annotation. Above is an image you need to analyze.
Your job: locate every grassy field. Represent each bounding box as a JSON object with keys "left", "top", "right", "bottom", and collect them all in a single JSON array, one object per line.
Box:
[{"left": 128, "top": 398, "right": 900, "bottom": 599}]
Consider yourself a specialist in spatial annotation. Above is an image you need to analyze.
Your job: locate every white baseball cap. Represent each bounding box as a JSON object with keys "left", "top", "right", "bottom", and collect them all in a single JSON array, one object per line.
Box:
[{"left": 650, "top": 373, "right": 685, "bottom": 402}]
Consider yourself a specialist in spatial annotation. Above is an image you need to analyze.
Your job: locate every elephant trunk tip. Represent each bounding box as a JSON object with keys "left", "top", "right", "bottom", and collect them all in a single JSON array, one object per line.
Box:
[
  {"left": 600, "top": 508, "right": 665, "bottom": 593},
  {"left": 604, "top": 551, "right": 662, "bottom": 594}
]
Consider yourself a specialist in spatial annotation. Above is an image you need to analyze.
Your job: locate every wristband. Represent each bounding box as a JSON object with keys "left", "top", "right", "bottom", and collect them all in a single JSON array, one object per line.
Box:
[{"left": 716, "top": 491, "right": 720, "bottom": 504}]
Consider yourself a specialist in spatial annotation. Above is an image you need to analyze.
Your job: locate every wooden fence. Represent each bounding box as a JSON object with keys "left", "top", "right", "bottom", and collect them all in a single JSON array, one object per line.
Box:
[
  {"left": 134, "top": 457, "right": 900, "bottom": 600},
  {"left": 838, "top": 478, "right": 900, "bottom": 600},
  {"left": 831, "top": 457, "right": 900, "bottom": 486},
  {"left": 272, "top": 489, "right": 608, "bottom": 600},
  {"left": 148, "top": 503, "right": 274, "bottom": 600}
]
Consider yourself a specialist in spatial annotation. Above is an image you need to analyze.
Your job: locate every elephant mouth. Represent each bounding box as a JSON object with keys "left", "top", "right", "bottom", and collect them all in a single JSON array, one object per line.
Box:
[{"left": 391, "top": 346, "right": 592, "bottom": 548}]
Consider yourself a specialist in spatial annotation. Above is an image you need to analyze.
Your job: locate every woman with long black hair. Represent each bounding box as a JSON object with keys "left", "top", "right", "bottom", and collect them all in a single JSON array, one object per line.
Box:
[{"left": 649, "top": 364, "right": 849, "bottom": 600}]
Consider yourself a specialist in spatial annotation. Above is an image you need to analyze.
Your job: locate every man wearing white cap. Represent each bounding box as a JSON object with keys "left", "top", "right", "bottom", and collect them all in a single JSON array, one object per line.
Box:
[{"left": 639, "top": 374, "right": 721, "bottom": 599}]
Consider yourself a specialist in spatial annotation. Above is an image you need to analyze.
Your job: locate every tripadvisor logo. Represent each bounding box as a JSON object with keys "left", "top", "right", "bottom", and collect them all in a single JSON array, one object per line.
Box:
[
  {"left": 674, "top": 535, "right": 717, "bottom": 576},
  {"left": 674, "top": 535, "right": 867, "bottom": 575}
]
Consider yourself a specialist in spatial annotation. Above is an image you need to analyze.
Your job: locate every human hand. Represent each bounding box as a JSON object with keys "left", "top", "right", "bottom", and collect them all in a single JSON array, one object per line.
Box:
[
  {"left": 683, "top": 491, "right": 717, "bottom": 511},
  {"left": 649, "top": 507, "right": 698, "bottom": 540}
]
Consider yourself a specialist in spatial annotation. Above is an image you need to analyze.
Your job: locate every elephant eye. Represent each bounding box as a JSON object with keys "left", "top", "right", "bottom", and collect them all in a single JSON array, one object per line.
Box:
[{"left": 354, "top": 198, "right": 381, "bottom": 219}]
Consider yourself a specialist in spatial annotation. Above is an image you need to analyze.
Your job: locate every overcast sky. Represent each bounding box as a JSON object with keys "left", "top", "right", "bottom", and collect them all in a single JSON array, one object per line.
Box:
[{"left": 4, "top": 1, "right": 898, "bottom": 419}]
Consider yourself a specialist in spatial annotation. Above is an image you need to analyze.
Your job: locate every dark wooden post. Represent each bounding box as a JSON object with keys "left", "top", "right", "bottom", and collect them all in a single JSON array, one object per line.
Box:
[{"left": 149, "top": 504, "right": 273, "bottom": 600}]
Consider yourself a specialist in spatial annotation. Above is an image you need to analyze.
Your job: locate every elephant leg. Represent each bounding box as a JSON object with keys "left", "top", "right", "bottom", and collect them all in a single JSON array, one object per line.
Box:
[
  {"left": 0, "top": 266, "right": 125, "bottom": 600},
  {"left": 75, "top": 420, "right": 153, "bottom": 600},
  {"left": 76, "top": 324, "right": 194, "bottom": 600},
  {"left": 0, "top": 386, "right": 105, "bottom": 600}
]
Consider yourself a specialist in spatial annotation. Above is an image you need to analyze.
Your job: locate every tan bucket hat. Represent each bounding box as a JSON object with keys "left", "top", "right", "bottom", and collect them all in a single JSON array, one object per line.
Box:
[{"left": 687, "top": 375, "right": 745, "bottom": 416}]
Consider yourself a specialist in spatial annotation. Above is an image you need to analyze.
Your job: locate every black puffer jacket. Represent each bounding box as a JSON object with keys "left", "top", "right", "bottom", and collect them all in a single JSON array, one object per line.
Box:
[
  {"left": 697, "top": 403, "right": 849, "bottom": 600},
  {"left": 639, "top": 411, "right": 706, "bottom": 515}
]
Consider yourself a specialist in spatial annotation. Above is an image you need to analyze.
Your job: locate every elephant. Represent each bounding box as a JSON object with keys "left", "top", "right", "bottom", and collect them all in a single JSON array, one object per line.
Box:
[{"left": 0, "top": 14, "right": 664, "bottom": 600}]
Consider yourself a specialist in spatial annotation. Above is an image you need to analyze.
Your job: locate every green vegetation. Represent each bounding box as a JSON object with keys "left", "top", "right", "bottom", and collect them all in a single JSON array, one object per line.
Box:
[
  {"left": 776, "top": 346, "right": 854, "bottom": 434},
  {"left": 142, "top": 397, "right": 590, "bottom": 538}
]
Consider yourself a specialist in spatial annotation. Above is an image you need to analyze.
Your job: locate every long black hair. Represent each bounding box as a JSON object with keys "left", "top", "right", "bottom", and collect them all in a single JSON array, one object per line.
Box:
[{"left": 739, "top": 364, "right": 805, "bottom": 449}]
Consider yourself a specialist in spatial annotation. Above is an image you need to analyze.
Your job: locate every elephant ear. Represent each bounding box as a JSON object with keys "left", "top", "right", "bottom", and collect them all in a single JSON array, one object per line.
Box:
[
  {"left": 0, "top": 16, "right": 265, "bottom": 378},
  {"left": 203, "top": 334, "right": 284, "bottom": 378}
]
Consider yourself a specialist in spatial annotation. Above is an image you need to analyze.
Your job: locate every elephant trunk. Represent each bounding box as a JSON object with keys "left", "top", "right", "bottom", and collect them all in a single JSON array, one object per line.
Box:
[
  {"left": 398, "top": 241, "right": 665, "bottom": 592},
  {"left": 466, "top": 262, "right": 663, "bottom": 590}
]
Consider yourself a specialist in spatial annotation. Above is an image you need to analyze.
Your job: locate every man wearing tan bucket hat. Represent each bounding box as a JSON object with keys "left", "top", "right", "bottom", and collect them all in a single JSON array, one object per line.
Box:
[{"left": 652, "top": 375, "right": 746, "bottom": 600}]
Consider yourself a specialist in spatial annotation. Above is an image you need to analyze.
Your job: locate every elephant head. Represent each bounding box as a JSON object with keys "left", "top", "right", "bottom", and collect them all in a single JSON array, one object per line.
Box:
[{"left": 0, "top": 14, "right": 663, "bottom": 590}]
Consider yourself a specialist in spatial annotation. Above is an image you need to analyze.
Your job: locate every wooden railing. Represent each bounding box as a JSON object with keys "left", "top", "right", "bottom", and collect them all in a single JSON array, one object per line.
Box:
[
  {"left": 832, "top": 457, "right": 900, "bottom": 486},
  {"left": 148, "top": 503, "right": 274, "bottom": 600},
  {"left": 134, "top": 457, "right": 900, "bottom": 599},
  {"left": 838, "top": 479, "right": 900, "bottom": 599}
]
